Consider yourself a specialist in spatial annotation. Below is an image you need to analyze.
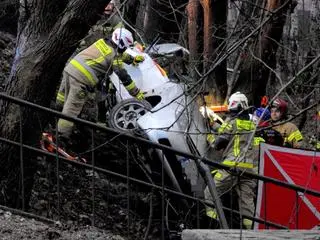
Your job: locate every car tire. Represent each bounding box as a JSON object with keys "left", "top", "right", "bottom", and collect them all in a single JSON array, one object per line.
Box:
[{"left": 108, "top": 98, "right": 152, "bottom": 133}]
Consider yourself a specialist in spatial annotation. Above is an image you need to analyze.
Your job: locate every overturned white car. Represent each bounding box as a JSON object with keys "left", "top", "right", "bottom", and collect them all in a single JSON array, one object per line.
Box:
[{"left": 107, "top": 43, "right": 218, "bottom": 199}]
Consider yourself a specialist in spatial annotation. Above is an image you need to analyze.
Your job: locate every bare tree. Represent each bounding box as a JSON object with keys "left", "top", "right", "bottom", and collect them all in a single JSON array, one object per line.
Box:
[
  {"left": 0, "top": 0, "right": 109, "bottom": 208},
  {"left": 200, "top": 0, "right": 227, "bottom": 103},
  {"left": 0, "top": 0, "right": 18, "bottom": 35},
  {"left": 142, "top": 0, "right": 187, "bottom": 43},
  {"left": 187, "top": 0, "right": 199, "bottom": 78},
  {"left": 233, "top": 0, "right": 294, "bottom": 105}
]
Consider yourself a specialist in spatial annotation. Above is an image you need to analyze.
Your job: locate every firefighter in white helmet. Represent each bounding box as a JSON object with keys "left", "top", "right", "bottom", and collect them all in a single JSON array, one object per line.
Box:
[
  {"left": 56, "top": 28, "right": 145, "bottom": 149},
  {"left": 55, "top": 0, "right": 125, "bottom": 112},
  {"left": 204, "top": 92, "right": 264, "bottom": 229}
]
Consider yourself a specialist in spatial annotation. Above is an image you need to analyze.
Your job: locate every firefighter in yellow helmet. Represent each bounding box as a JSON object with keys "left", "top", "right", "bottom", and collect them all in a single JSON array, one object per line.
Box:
[
  {"left": 204, "top": 92, "right": 264, "bottom": 229},
  {"left": 56, "top": 28, "right": 144, "bottom": 147},
  {"left": 270, "top": 97, "right": 303, "bottom": 148}
]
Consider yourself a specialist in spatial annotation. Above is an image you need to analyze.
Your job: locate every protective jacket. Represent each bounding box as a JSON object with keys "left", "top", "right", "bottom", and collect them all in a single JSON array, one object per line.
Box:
[
  {"left": 65, "top": 39, "right": 116, "bottom": 87},
  {"left": 215, "top": 116, "right": 264, "bottom": 170},
  {"left": 205, "top": 114, "right": 264, "bottom": 229},
  {"left": 64, "top": 38, "right": 136, "bottom": 88},
  {"left": 272, "top": 122, "right": 303, "bottom": 148}
]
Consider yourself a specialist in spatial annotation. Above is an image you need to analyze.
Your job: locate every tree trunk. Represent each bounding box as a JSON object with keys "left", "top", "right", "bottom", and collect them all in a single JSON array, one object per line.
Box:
[
  {"left": 233, "top": 0, "right": 292, "bottom": 106},
  {"left": 0, "top": 0, "right": 18, "bottom": 35},
  {"left": 298, "top": 0, "right": 320, "bottom": 130},
  {"left": 200, "top": 0, "right": 213, "bottom": 68},
  {"left": 135, "top": 0, "right": 147, "bottom": 38},
  {"left": 211, "top": 0, "right": 227, "bottom": 103},
  {"left": 123, "top": 0, "right": 140, "bottom": 26},
  {"left": 226, "top": 0, "right": 264, "bottom": 102},
  {"left": 142, "top": 0, "right": 160, "bottom": 42},
  {"left": 200, "top": 0, "right": 227, "bottom": 104},
  {"left": 186, "top": 0, "right": 199, "bottom": 79},
  {"left": 143, "top": 0, "right": 187, "bottom": 43},
  {"left": 0, "top": 0, "right": 109, "bottom": 208}
]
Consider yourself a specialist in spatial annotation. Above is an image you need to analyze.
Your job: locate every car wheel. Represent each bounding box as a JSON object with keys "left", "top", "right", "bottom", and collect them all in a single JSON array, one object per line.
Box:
[{"left": 108, "top": 98, "right": 152, "bottom": 133}]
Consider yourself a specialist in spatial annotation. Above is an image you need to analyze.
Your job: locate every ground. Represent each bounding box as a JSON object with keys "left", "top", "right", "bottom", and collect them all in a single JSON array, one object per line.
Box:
[
  {"left": 28, "top": 137, "right": 159, "bottom": 240},
  {"left": 0, "top": 136, "right": 162, "bottom": 239},
  {"left": 0, "top": 208, "right": 125, "bottom": 240}
]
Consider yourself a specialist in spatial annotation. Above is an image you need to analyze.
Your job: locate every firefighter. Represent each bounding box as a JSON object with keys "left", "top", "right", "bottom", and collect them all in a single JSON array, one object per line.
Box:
[
  {"left": 55, "top": 0, "right": 124, "bottom": 111},
  {"left": 204, "top": 92, "right": 264, "bottom": 229},
  {"left": 56, "top": 27, "right": 145, "bottom": 148},
  {"left": 270, "top": 98, "right": 303, "bottom": 148}
]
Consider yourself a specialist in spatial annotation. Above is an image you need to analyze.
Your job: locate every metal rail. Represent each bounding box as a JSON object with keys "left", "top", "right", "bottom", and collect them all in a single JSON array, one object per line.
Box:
[
  {"left": 1, "top": 92, "right": 319, "bottom": 197},
  {"left": 0, "top": 136, "right": 287, "bottom": 230}
]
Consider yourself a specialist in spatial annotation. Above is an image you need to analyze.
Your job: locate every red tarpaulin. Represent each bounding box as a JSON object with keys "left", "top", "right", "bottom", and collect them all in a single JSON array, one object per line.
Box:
[{"left": 255, "top": 143, "right": 320, "bottom": 229}]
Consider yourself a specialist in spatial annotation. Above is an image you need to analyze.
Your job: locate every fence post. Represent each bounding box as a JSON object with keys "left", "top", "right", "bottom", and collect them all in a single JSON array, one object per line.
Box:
[{"left": 199, "top": 160, "right": 228, "bottom": 229}]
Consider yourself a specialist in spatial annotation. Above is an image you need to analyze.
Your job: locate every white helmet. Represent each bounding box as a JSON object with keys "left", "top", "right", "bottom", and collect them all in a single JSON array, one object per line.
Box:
[
  {"left": 111, "top": 28, "right": 134, "bottom": 50},
  {"left": 228, "top": 91, "right": 248, "bottom": 111}
]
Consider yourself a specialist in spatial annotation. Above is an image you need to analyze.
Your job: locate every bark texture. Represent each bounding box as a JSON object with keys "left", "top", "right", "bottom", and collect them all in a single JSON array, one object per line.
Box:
[
  {"left": 186, "top": 0, "right": 199, "bottom": 78},
  {"left": 143, "top": 0, "right": 187, "bottom": 43},
  {"left": 201, "top": 0, "right": 227, "bottom": 104},
  {"left": 233, "top": 0, "right": 292, "bottom": 106},
  {"left": 0, "top": 0, "right": 109, "bottom": 208}
]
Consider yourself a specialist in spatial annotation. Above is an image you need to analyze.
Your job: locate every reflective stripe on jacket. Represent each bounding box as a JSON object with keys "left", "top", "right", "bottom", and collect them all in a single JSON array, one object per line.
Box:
[
  {"left": 272, "top": 122, "right": 303, "bottom": 148},
  {"left": 65, "top": 39, "right": 115, "bottom": 87},
  {"left": 218, "top": 118, "right": 263, "bottom": 169}
]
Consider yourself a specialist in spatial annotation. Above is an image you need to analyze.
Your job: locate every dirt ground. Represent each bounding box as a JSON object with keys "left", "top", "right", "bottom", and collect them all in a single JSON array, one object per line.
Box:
[
  {"left": 27, "top": 141, "right": 157, "bottom": 240},
  {"left": 0, "top": 144, "right": 161, "bottom": 239},
  {"left": 0, "top": 208, "right": 125, "bottom": 240}
]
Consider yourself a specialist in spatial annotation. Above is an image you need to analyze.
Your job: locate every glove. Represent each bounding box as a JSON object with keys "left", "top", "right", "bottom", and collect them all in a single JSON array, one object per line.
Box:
[
  {"left": 135, "top": 90, "right": 145, "bottom": 101},
  {"left": 199, "top": 106, "right": 224, "bottom": 125},
  {"left": 133, "top": 55, "right": 145, "bottom": 65}
]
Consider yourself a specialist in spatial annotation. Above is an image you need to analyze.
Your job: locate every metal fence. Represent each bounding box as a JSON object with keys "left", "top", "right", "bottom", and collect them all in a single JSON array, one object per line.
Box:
[{"left": 0, "top": 92, "right": 320, "bottom": 239}]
